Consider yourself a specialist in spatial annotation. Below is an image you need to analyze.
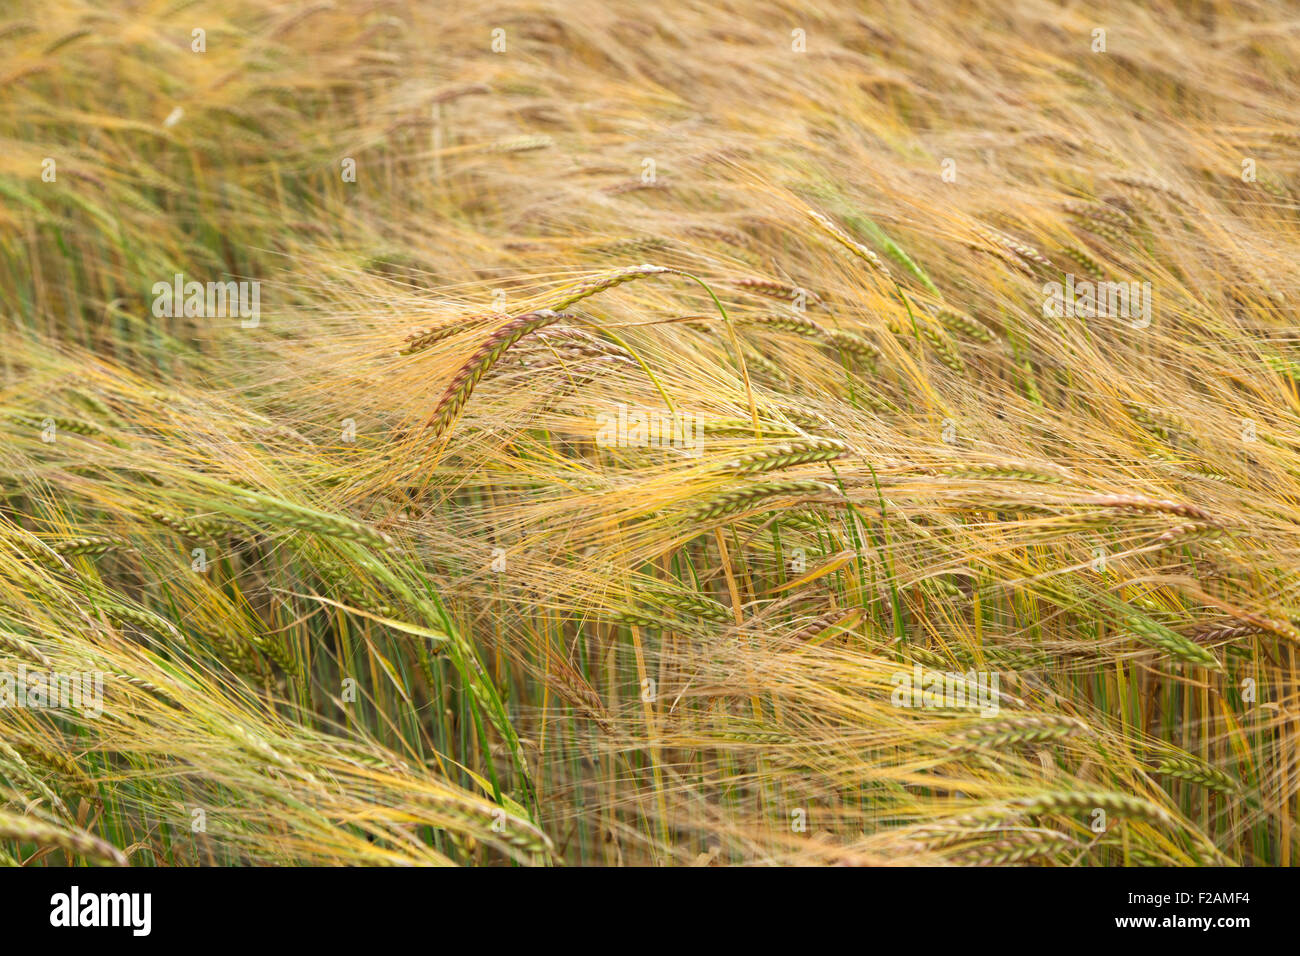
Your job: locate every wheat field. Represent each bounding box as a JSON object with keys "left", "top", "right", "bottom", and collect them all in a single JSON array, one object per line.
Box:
[{"left": 0, "top": 0, "right": 1298, "bottom": 867}]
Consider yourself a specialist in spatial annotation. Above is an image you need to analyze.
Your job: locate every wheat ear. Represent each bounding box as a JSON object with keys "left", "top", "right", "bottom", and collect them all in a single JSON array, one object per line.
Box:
[
  {"left": 0, "top": 810, "right": 125, "bottom": 865},
  {"left": 688, "top": 479, "right": 841, "bottom": 522},
  {"left": 425, "top": 310, "right": 573, "bottom": 437}
]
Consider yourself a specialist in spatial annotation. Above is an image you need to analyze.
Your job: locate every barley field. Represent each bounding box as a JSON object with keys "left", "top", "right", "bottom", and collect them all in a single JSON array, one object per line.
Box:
[{"left": 0, "top": 0, "right": 1298, "bottom": 867}]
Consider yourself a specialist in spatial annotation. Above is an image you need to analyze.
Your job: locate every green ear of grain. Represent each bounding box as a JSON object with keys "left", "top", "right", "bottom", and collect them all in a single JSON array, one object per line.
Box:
[
  {"left": 1128, "top": 616, "right": 1223, "bottom": 669},
  {"left": 0, "top": 810, "right": 126, "bottom": 865},
  {"left": 1153, "top": 756, "right": 1241, "bottom": 795}
]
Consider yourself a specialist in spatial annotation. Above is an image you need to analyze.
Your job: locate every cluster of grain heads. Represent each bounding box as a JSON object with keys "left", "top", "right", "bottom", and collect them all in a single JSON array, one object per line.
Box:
[
  {"left": 741, "top": 348, "right": 790, "bottom": 385},
  {"left": 1187, "top": 619, "right": 1265, "bottom": 644},
  {"left": 642, "top": 585, "right": 732, "bottom": 623},
  {"left": 1107, "top": 172, "right": 1189, "bottom": 205},
  {"left": 416, "top": 793, "right": 554, "bottom": 861},
  {"left": 7, "top": 739, "right": 96, "bottom": 802},
  {"left": 49, "top": 536, "right": 131, "bottom": 558},
  {"left": 3, "top": 412, "right": 105, "bottom": 438},
  {"left": 546, "top": 652, "right": 612, "bottom": 732},
  {"left": 610, "top": 609, "right": 677, "bottom": 630},
  {"left": 97, "top": 602, "right": 185, "bottom": 643},
  {"left": 7, "top": 0, "right": 1298, "bottom": 870},
  {"left": 585, "top": 235, "right": 672, "bottom": 256},
  {"left": 822, "top": 328, "right": 885, "bottom": 366},
  {"left": 908, "top": 642, "right": 1057, "bottom": 673},
  {"left": 1149, "top": 522, "right": 1222, "bottom": 551},
  {"left": 1075, "top": 218, "right": 1130, "bottom": 248},
  {"left": 14, "top": 536, "right": 130, "bottom": 567},
  {"left": 513, "top": 326, "right": 638, "bottom": 373},
  {"left": 0, "top": 743, "right": 73, "bottom": 820},
  {"left": 1234, "top": 612, "right": 1300, "bottom": 647},
  {"left": 105, "top": 671, "right": 182, "bottom": 705},
  {"left": 1062, "top": 199, "right": 1134, "bottom": 228},
  {"left": 482, "top": 133, "right": 553, "bottom": 154},
  {"left": 757, "top": 401, "right": 839, "bottom": 434},
  {"left": 710, "top": 725, "right": 796, "bottom": 745},
  {"left": 1123, "top": 402, "right": 1182, "bottom": 443},
  {"left": 907, "top": 820, "right": 1015, "bottom": 851},
  {"left": 318, "top": 561, "right": 399, "bottom": 619},
  {"left": 702, "top": 418, "right": 801, "bottom": 439},
  {"left": 776, "top": 510, "right": 837, "bottom": 537},
  {"left": 0, "top": 630, "right": 50, "bottom": 666}
]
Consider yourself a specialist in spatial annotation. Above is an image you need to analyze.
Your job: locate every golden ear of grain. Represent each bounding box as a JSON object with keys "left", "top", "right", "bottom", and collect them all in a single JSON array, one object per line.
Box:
[
  {"left": 549, "top": 264, "right": 674, "bottom": 311},
  {"left": 939, "top": 462, "right": 1066, "bottom": 483},
  {"left": 721, "top": 437, "right": 851, "bottom": 476},
  {"left": 805, "top": 209, "right": 892, "bottom": 279},
  {"left": 688, "top": 479, "right": 842, "bottom": 522},
  {"left": 734, "top": 277, "right": 823, "bottom": 305},
  {"left": 399, "top": 314, "right": 502, "bottom": 356},
  {"left": 424, "top": 310, "right": 574, "bottom": 438}
]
